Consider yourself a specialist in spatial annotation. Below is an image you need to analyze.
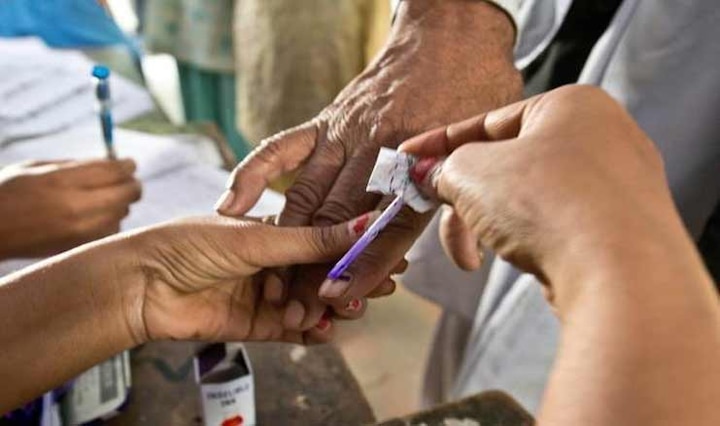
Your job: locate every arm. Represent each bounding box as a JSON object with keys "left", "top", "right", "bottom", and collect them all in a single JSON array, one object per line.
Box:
[
  {"left": 401, "top": 85, "right": 720, "bottom": 425},
  {"left": 542, "top": 222, "right": 719, "bottom": 425},
  {"left": 0, "top": 214, "right": 372, "bottom": 413},
  {"left": 217, "top": 0, "right": 522, "bottom": 330},
  {"left": 0, "top": 238, "right": 139, "bottom": 413}
]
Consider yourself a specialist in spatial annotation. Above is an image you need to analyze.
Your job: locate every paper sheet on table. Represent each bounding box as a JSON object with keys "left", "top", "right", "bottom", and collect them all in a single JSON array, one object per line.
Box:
[
  {"left": 0, "top": 37, "right": 154, "bottom": 145},
  {"left": 124, "top": 164, "right": 285, "bottom": 231},
  {"left": 0, "top": 126, "right": 201, "bottom": 180}
]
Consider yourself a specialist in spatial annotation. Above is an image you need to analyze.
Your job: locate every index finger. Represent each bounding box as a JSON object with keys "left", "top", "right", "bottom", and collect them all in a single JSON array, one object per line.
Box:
[
  {"left": 232, "top": 212, "right": 379, "bottom": 269},
  {"left": 398, "top": 96, "right": 536, "bottom": 157}
]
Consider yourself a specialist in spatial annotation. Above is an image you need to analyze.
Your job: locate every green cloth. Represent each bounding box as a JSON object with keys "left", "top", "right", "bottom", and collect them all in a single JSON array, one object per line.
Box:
[
  {"left": 143, "top": 0, "right": 234, "bottom": 72},
  {"left": 177, "top": 63, "right": 250, "bottom": 158},
  {"left": 143, "top": 0, "right": 249, "bottom": 159}
]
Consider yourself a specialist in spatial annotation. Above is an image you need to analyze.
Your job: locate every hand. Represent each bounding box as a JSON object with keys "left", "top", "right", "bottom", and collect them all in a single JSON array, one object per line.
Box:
[
  {"left": 126, "top": 213, "right": 378, "bottom": 345},
  {"left": 400, "top": 85, "right": 679, "bottom": 307},
  {"left": 216, "top": 0, "right": 522, "bottom": 329},
  {"left": 0, "top": 159, "right": 142, "bottom": 260},
  {"left": 402, "top": 86, "right": 720, "bottom": 426},
  {"left": 0, "top": 213, "right": 376, "bottom": 412}
]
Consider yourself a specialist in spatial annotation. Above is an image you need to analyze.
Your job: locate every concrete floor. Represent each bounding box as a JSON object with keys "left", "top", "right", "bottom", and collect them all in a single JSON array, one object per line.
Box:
[{"left": 334, "top": 283, "right": 441, "bottom": 422}]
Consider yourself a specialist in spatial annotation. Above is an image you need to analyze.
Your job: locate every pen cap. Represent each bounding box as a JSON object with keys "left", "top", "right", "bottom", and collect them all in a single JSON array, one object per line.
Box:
[{"left": 92, "top": 65, "right": 111, "bottom": 100}]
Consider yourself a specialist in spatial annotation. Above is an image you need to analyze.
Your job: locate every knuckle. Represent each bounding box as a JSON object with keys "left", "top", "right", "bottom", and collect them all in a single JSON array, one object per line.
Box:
[
  {"left": 306, "top": 225, "right": 337, "bottom": 256},
  {"left": 447, "top": 144, "right": 478, "bottom": 173},
  {"left": 284, "top": 179, "right": 326, "bottom": 216},
  {"left": 313, "top": 200, "right": 358, "bottom": 226},
  {"left": 559, "top": 84, "right": 611, "bottom": 107},
  {"left": 353, "top": 248, "right": 388, "bottom": 272},
  {"left": 368, "top": 117, "right": 415, "bottom": 148},
  {"left": 368, "top": 120, "right": 397, "bottom": 145},
  {"left": 130, "top": 182, "right": 143, "bottom": 202},
  {"left": 108, "top": 168, "right": 126, "bottom": 182},
  {"left": 256, "top": 137, "right": 285, "bottom": 164},
  {"left": 118, "top": 206, "right": 131, "bottom": 219},
  {"left": 45, "top": 170, "right": 68, "bottom": 187}
]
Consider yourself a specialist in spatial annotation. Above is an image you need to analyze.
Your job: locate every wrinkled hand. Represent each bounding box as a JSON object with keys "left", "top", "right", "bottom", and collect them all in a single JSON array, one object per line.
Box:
[
  {"left": 128, "top": 213, "right": 377, "bottom": 345},
  {"left": 0, "top": 159, "right": 141, "bottom": 260},
  {"left": 401, "top": 85, "right": 674, "bottom": 306},
  {"left": 216, "top": 0, "right": 522, "bottom": 329}
]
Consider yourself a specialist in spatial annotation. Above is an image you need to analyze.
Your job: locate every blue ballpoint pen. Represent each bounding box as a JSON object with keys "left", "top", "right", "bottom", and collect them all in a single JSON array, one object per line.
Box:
[{"left": 91, "top": 65, "right": 117, "bottom": 160}]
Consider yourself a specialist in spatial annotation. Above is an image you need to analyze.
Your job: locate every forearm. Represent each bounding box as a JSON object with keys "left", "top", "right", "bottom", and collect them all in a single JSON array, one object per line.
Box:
[
  {"left": 393, "top": 0, "right": 516, "bottom": 56},
  {"left": 540, "top": 226, "right": 720, "bottom": 425},
  {"left": 0, "top": 237, "right": 143, "bottom": 413}
]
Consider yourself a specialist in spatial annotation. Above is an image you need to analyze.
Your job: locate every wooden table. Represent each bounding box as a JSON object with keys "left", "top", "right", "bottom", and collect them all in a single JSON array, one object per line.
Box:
[
  {"left": 106, "top": 341, "right": 375, "bottom": 425},
  {"left": 378, "top": 392, "right": 533, "bottom": 426}
]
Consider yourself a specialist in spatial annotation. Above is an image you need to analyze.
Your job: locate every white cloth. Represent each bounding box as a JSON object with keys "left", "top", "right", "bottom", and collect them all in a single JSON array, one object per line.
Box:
[{"left": 405, "top": 0, "right": 720, "bottom": 413}]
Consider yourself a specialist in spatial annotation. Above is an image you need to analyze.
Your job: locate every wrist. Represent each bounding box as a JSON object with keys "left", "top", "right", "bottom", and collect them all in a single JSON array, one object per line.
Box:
[
  {"left": 543, "top": 213, "right": 705, "bottom": 317},
  {"left": 93, "top": 233, "right": 151, "bottom": 347},
  {"left": 393, "top": 0, "right": 516, "bottom": 55}
]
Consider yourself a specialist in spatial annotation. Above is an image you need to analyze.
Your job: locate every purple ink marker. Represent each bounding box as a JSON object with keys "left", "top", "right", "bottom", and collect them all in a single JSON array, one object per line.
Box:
[{"left": 327, "top": 195, "right": 405, "bottom": 280}]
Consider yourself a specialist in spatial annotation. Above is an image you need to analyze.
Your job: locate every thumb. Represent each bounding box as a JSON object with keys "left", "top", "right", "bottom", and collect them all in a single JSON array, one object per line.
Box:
[
  {"left": 249, "top": 211, "right": 381, "bottom": 268},
  {"left": 216, "top": 121, "right": 318, "bottom": 216}
]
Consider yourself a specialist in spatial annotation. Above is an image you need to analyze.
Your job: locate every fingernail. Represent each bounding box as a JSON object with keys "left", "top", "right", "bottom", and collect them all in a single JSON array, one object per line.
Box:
[
  {"left": 348, "top": 211, "right": 382, "bottom": 238},
  {"left": 319, "top": 273, "right": 352, "bottom": 298},
  {"left": 264, "top": 273, "right": 285, "bottom": 304},
  {"left": 316, "top": 309, "right": 333, "bottom": 331},
  {"left": 410, "top": 158, "right": 443, "bottom": 195},
  {"left": 316, "top": 317, "right": 332, "bottom": 332},
  {"left": 214, "top": 190, "right": 235, "bottom": 212},
  {"left": 345, "top": 299, "right": 363, "bottom": 312}
]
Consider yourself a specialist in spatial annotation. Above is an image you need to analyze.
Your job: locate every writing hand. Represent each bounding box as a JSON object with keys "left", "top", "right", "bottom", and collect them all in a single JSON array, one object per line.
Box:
[{"left": 0, "top": 159, "right": 141, "bottom": 260}]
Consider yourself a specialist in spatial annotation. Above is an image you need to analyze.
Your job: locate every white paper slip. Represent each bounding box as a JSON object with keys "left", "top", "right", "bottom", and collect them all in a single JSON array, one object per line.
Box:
[{"left": 366, "top": 147, "right": 438, "bottom": 213}]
